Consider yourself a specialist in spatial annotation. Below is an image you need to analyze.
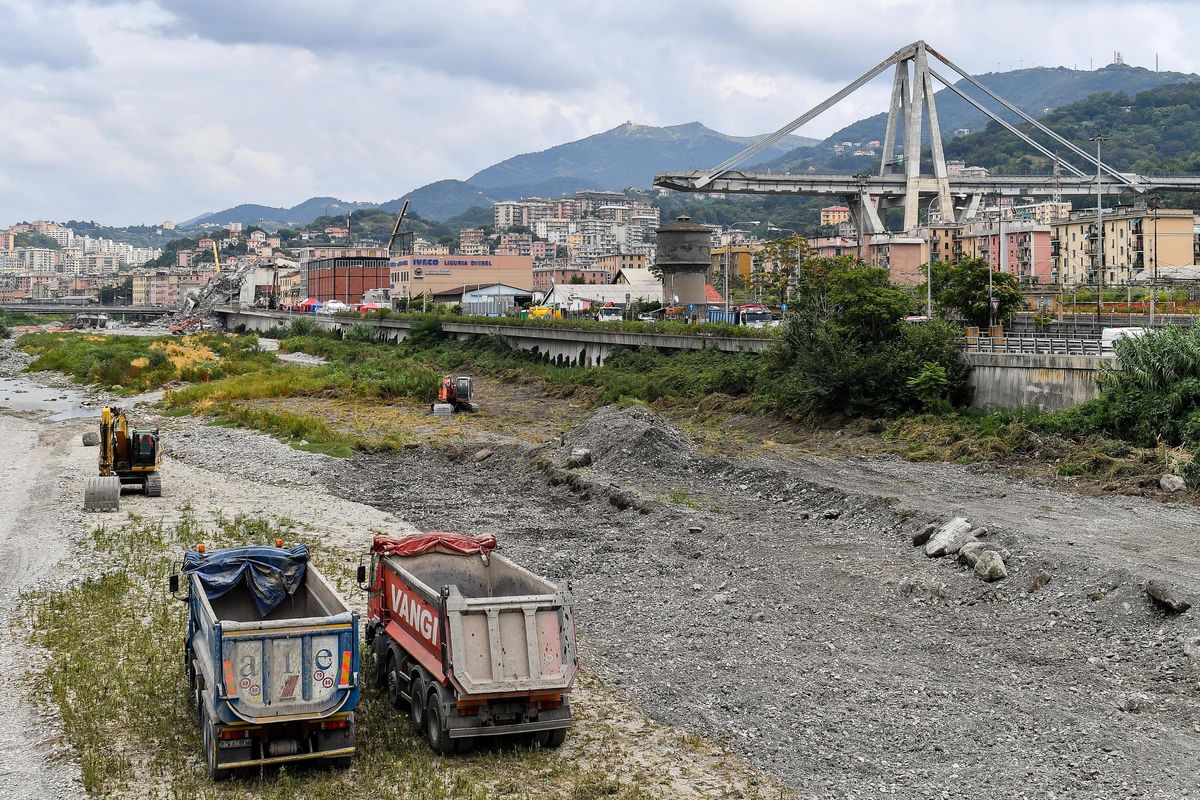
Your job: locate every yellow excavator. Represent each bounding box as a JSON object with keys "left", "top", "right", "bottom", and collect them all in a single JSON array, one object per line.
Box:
[{"left": 83, "top": 407, "right": 162, "bottom": 511}]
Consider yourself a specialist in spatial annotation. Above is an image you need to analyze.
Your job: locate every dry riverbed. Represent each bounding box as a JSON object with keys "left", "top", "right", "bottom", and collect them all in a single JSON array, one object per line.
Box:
[{"left": 0, "top": 338, "right": 790, "bottom": 800}]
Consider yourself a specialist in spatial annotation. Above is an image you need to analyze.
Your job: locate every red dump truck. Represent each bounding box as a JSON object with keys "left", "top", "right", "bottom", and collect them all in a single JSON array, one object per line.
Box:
[{"left": 358, "top": 533, "right": 577, "bottom": 753}]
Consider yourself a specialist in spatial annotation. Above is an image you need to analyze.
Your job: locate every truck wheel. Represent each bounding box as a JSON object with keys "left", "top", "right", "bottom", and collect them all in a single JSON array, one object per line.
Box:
[
  {"left": 385, "top": 653, "right": 405, "bottom": 710},
  {"left": 409, "top": 671, "right": 426, "bottom": 730},
  {"left": 326, "top": 756, "right": 353, "bottom": 770},
  {"left": 188, "top": 661, "right": 201, "bottom": 725},
  {"left": 370, "top": 638, "right": 388, "bottom": 692},
  {"left": 425, "top": 696, "right": 454, "bottom": 755},
  {"left": 201, "top": 707, "right": 230, "bottom": 782},
  {"left": 544, "top": 728, "right": 568, "bottom": 749}
]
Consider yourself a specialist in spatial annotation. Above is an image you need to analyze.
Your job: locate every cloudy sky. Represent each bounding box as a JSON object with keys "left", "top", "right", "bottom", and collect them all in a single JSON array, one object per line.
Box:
[{"left": 2, "top": 0, "right": 1195, "bottom": 226}]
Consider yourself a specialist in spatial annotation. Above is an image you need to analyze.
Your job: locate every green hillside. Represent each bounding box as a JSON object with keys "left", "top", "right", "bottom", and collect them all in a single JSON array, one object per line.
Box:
[{"left": 943, "top": 80, "right": 1200, "bottom": 174}]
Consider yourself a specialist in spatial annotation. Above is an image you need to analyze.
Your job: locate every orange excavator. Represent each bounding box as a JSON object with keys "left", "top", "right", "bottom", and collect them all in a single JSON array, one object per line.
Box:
[{"left": 432, "top": 375, "right": 477, "bottom": 416}]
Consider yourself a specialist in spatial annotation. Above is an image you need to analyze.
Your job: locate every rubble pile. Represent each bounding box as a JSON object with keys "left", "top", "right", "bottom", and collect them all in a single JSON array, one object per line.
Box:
[{"left": 163, "top": 259, "right": 255, "bottom": 330}]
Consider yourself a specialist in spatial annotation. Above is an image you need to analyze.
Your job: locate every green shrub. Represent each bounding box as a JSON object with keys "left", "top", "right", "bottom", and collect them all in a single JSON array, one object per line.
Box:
[
  {"left": 288, "top": 316, "right": 317, "bottom": 337},
  {"left": 344, "top": 322, "right": 375, "bottom": 343}
]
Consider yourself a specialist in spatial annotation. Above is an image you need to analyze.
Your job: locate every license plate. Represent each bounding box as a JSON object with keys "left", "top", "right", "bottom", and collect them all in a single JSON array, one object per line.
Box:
[{"left": 218, "top": 738, "right": 251, "bottom": 750}]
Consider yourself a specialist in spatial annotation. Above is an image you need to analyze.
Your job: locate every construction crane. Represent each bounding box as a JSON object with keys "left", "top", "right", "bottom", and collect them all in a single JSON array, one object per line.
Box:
[{"left": 386, "top": 199, "right": 411, "bottom": 254}]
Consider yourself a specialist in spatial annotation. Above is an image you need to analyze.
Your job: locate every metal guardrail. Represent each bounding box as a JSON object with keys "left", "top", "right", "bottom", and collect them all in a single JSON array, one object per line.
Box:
[{"left": 964, "top": 334, "right": 1108, "bottom": 356}]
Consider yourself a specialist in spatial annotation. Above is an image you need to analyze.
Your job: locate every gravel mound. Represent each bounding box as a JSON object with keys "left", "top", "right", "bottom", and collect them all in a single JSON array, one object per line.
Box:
[
  {"left": 160, "top": 422, "right": 334, "bottom": 491},
  {"left": 567, "top": 404, "right": 692, "bottom": 469}
]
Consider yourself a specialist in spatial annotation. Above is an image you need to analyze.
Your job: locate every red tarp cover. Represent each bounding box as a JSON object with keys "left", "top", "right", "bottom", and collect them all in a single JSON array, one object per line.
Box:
[{"left": 372, "top": 532, "right": 498, "bottom": 558}]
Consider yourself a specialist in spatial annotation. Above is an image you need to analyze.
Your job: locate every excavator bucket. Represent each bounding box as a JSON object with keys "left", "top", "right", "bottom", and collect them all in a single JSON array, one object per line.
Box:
[{"left": 84, "top": 476, "right": 122, "bottom": 512}]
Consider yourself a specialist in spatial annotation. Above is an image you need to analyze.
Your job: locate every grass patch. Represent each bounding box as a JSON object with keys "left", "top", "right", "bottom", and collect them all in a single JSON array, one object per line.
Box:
[
  {"left": 19, "top": 332, "right": 274, "bottom": 394},
  {"left": 25, "top": 512, "right": 783, "bottom": 799}
]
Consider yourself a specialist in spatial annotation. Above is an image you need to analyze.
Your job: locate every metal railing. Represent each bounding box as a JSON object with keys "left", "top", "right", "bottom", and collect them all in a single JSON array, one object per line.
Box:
[{"left": 964, "top": 334, "right": 1107, "bottom": 356}]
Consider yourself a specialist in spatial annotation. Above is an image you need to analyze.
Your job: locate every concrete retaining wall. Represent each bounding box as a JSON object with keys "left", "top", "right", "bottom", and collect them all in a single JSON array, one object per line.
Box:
[{"left": 966, "top": 352, "right": 1110, "bottom": 411}]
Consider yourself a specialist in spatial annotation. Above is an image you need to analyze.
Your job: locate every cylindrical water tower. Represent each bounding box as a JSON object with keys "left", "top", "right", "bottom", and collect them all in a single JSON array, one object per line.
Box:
[{"left": 655, "top": 215, "right": 711, "bottom": 316}]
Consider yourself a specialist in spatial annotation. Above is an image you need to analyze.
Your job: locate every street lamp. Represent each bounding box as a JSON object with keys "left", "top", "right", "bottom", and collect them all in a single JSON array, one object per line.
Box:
[
  {"left": 1090, "top": 133, "right": 1110, "bottom": 321},
  {"left": 1147, "top": 194, "right": 1161, "bottom": 325},
  {"left": 725, "top": 221, "right": 760, "bottom": 311}
]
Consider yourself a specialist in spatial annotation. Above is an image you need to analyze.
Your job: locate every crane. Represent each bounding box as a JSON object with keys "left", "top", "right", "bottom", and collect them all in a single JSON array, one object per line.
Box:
[{"left": 386, "top": 199, "right": 411, "bottom": 254}]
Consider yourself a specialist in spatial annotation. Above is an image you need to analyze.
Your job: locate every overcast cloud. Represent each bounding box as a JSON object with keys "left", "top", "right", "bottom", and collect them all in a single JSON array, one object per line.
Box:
[{"left": 1, "top": 0, "right": 1196, "bottom": 225}]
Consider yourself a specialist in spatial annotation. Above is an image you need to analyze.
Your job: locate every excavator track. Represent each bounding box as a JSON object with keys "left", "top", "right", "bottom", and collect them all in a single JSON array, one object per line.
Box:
[
  {"left": 145, "top": 472, "right": 162, "bottom": 497},
  {"left": 84, "top": 476, "right": 122, "bottom": 512}
]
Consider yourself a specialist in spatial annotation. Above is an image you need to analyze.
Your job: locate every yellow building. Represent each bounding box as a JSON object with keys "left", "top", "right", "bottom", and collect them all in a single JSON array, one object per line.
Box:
[
  {"left": 710, "top": 244, "right": 764, "bottom": 284},
  {"left": 820, "top": 205, "right": 851, "bottom": 226},
  {"left": 1051, "top": 207, "right": 1194, "bottom": 286}
]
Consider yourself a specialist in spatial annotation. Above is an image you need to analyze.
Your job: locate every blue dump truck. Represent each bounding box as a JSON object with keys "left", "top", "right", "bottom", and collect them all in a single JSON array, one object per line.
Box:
[{"left": 170, "top": 543, "right": 360, "bottom": 780}]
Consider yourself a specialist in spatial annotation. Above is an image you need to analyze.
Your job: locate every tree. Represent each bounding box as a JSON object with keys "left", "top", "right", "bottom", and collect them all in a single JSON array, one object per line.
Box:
[
  {"left": 567, "top": 274, "right": 586, "bottom": 285},
  {"left": 758, "top": 235, "right": 808, "bottom": 304},
  {"left": 935, "top": 257, "right": 1024, "bottom": 329},
  {"left": 100, "top": 276, "right": 133, "bottom": 304}
]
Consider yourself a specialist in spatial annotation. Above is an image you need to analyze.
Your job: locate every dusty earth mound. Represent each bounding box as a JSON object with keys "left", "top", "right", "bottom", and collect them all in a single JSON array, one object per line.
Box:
[{"left": 567, "top": 404, "right": 693, "bottom": 469}]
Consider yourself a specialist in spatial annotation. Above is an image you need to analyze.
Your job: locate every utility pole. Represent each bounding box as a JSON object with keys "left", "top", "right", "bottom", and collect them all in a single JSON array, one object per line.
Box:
[
  {"left": 992, "top": 213, "right": 1003, "bottom": 328},
  {"left": 1090, "top": 134, "right": 1109, "bottom": 321}
]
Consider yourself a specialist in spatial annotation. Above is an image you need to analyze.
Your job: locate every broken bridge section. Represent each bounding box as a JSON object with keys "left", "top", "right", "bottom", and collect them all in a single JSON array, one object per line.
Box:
[{"left": 655, "top": 40, "right": 1200, "bottom": 234}]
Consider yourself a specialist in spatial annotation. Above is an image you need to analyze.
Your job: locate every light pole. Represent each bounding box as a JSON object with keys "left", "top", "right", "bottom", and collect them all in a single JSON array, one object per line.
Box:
[
  {"left": 1090, "top": 133, "right": 1110, "bottom": 321},
  {"left": 726, "top": 221, "right": 760, "bottom": 311},
  {"left": 1148, "top": 194, "right": 1160, "bottom": 325}
]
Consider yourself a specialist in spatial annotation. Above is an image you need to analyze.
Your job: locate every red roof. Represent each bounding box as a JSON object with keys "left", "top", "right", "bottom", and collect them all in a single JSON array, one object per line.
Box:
[{"left": 705, "top": 284, "right": 724, "bottom": 304}]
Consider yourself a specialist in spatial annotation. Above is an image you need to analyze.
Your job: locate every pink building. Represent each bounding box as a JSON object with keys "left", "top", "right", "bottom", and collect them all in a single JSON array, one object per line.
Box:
[
  {"left": 532, "top": 265, "right": 612, "bottom": 292},
  {"left": 969, "top": 223, "right": 1053, "bottom": 283}
]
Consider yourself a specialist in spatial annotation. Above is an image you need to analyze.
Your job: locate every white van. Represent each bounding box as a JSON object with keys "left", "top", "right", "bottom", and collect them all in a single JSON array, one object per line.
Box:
[{"left": 1101, "top": 326, "right": 1147, "bottom": 352}]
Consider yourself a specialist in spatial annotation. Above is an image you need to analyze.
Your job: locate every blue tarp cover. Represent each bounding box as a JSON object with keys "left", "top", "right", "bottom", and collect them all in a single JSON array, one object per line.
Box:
[{"left": 183, "top": 545, "right": 309, "bottom": 617}]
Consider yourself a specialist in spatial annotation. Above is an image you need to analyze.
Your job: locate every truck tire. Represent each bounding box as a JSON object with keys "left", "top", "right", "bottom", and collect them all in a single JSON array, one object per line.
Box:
[
  {"left": 201, "top": 707, "right": 230, "bottom": 782},
  {"left": 385, "top": 652, "right": 406, "bottom": 710},
  {"left": 409, "top": 670, "right": 427, "bottom": 730},
  {"left": 370, "top": 637, "right": 388, "bottom": 692},
  {"left": 425, "top": 695, "right": 454, "bottom": 755},
  {"left": 188, "top": 660, "right": 202, "bottom": 726},
  {"left": 544, "top": 728, "right": 568, "bottom": 749}
]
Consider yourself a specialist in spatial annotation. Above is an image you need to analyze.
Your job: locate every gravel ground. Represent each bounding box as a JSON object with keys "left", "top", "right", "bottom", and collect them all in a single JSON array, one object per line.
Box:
[{"left": 329, "top": 404, "right": 1200, "bottom": 800}]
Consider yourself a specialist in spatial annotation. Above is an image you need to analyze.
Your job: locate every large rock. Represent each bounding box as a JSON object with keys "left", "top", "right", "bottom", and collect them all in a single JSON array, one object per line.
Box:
[
  {"left": 565, "top": 448, "right": 593, "bottom": 469},
  {"left": 957, "top": 540, "right": 1009, "bottom": 568},
  {"left": 974, "top": 550, "right": 1008, "bottom": 582},
  {"left": 912, "top": 523, "right": 936, "bottom": 547},
  {"left": 1146, "top": 580, "right": 1192, "bottom": 613},
  {"left": 81, "top": 432, "right": 100, "bottom": 447},
  {"left": 924, "top": 517, "right": 976, "bottom": 558},
  {"left": 1160, "top": 474, "right": 1186, "bottom": 493}
]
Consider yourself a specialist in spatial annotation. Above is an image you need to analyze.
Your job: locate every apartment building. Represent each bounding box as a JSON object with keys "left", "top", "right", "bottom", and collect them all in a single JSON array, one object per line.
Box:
[
  {"left": 496, "top": 232, "right": 532, "bottom": 256},
  {"left": 959, "top": 220, "right": 1053, "bottom": 283},
  {"left": 458, "top": 227, "right": 487, "bottom": 256},
  {"left": 1051, "top": 207, "right": 1194, "bottom": 286},
  {"left": 531, "top": 265, "right": 612, "bottom": 292}
]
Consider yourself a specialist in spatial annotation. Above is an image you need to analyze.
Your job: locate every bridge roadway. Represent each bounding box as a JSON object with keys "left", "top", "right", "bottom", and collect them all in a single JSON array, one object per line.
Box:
[
  {"left": 215, "top": 307, "right": 776, "bottom": 366},
  {"left": 654, "top": 170, "right": 1200, "bottom": 199},
  {"left": 0, "top": 303, "right": 171, "bottom": 318}
]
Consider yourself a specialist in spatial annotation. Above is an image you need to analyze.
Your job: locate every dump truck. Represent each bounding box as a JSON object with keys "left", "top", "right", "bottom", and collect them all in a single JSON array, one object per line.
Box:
[
  {"left": 171, "top": 543, "right": 360, "bottom": 779},
  {"left": 360, "top": 533, "right": 577, "bottom": 753}
]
